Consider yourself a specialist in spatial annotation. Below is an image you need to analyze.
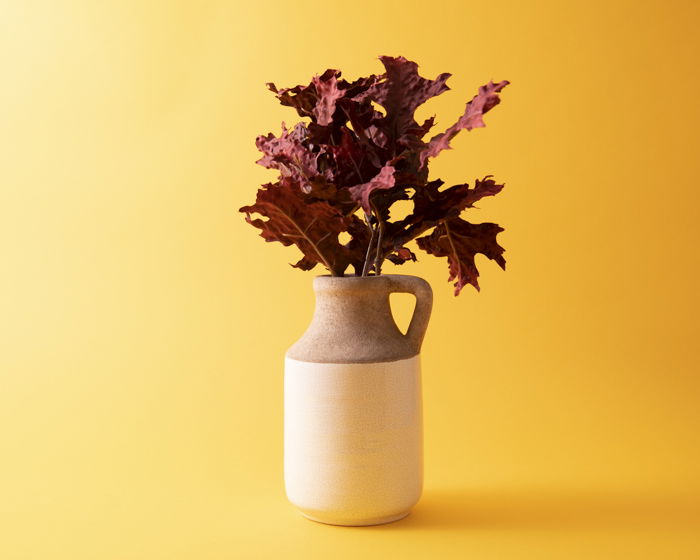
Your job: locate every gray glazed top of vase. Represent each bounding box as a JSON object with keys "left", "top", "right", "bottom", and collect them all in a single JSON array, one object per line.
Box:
[{"left": 286, "top": 274, "right": 433, "bottom": 364}]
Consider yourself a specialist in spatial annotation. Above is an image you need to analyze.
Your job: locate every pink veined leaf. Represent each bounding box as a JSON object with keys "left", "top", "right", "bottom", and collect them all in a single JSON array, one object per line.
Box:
[
  {"left": 348, "top": 164, "right": 396, "bottom": 214},
  {"left": 420, "top": 80, "right": 509, "bottom": 168}
]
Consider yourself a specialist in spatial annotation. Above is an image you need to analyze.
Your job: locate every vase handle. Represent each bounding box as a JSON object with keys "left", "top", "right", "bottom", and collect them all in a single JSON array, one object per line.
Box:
[{"left": 387, "top": 276, "right": 433, "bottom": 354}]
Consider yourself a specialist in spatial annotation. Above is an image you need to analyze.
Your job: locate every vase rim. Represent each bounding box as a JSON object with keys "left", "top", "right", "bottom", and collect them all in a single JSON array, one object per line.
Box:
[
  {"left": 313, "top": 273, "right": 425, "bottom": 280},
  {"left": 313, "top": 273, "right": 426, "bottom": 290}
]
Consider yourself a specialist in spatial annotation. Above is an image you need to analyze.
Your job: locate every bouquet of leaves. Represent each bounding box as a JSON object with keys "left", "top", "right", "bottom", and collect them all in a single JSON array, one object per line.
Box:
[{"left": 240, "top": 56, "right": 509, "bottom": 294}]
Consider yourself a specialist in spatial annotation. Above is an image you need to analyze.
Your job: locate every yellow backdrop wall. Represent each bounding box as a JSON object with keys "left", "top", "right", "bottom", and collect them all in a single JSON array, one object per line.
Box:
[{"left": 2, "top": 1, "right": 699, "bottom": 558}]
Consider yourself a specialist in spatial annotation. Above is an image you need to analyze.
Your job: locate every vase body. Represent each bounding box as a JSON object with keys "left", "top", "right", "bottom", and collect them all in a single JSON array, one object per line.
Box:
[{"left": 284, "top": 274, "right": 432, "bottom": 526}]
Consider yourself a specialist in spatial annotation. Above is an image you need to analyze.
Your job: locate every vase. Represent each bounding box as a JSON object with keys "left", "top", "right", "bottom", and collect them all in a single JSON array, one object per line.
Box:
[{"left": 284, "top": 274, "right": 433, "bottom": 526}]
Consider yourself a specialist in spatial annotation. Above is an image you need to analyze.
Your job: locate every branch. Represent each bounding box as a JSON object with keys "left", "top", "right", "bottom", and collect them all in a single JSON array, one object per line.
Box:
[
  {"left": 361, "top": 214, "right": 376, "bottom": 276},
  {"left": 371, "top": 201, "right": 386, "bottom": 275}
]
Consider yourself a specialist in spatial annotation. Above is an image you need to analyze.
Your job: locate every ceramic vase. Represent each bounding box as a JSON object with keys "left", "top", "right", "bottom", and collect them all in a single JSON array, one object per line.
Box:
[{"left": 284, "top": 274, "right": 432, "bottom": 526}]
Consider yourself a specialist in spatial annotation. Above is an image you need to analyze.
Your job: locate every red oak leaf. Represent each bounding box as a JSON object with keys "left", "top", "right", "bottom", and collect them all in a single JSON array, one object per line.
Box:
[
  {"left": 326, "top": 127, "right": 369, "bottom": 187},
  {"left": 256, "top": 123, "right": 328, "bottom": 193},
  {"left": 312, "top": 72, "right": 345, "bottom": 126},
  {"left": 266, "top": 82, "right": 316, "bottom": 119},
  {"left": 420, "top": 80, "right": 509, "bottom": 168},
  {"left": 416, "top": 218, "right": 505, "bottom": 294},
  {"left": 386, "top": 246, "right": 417, "bottom": 265},
  {"left": 408, "top": 176, "right": 505, "bottom": 226},
  {"left": 240, "top": 182, "right": 353, "bottom": 276},
  {"left": 348, "top": 164, "right": 396, "bottom": 213},
  {"left": 357, "top": 56, "right": 451, "bottom": 145},
  {"left": 266, "top": 68, "right": 338, "bottom": 119},
  {"left": 344, "top": 214, "right": 373, "bottom": 275}
]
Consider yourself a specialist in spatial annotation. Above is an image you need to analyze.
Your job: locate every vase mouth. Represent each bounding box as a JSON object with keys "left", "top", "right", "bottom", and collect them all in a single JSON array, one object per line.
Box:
[{"left": 312, "top": 274, "right": 424, "bottom": 293}]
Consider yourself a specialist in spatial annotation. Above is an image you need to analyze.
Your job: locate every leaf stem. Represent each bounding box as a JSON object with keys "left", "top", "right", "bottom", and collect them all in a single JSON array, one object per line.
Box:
[
  {"left": 371, "top": 201, "right": 385, "bottom": 275},
  {"left": 361, "top": 215, "right": 375, "bottom": 276},
  {"left": 442, "top": 219, "right": 462, "bottom": 280}
]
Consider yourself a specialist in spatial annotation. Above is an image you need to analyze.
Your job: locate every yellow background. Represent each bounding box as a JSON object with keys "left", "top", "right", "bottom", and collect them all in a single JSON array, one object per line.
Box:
[{"left": 2, "top": 0, "right": 699, "bottom": 558}]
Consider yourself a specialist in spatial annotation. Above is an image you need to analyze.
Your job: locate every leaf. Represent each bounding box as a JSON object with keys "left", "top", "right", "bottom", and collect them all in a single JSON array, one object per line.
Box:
[
  {"left": 416, "top": 218, "right": 506, "bottom": 294},
  {"left": 239, "top": 182, "right": 352, "bottom": 275},
  {"left": 291, "top": 255, "right": 319, "bottom": 271},
  {"left": 420, "top": 80, "right": 509, "bottom": 168},
  {"left": 256, "top": 123, "right": 328, "bottom": 193},
  {"left": 266, "top": 82, "right": 316, "bottom": 119},
  {"left": 326, "top": 127, "right": 369, "bottom": 187},
  {"left": 386, "top": 247, "right": 417, "bottom": 265},
  {"left": 266, "top": 68, "right": 339, "bottom": 120},
  {"left": 386, "top": 176, "right": 504, "bottom": 254},
  {"left": 408, "top": 176, "right": 504, "bottom": 226},
  {"left": 348, "top": 164, "right": 396, "bottom": 213},
  {"left": 369, "top": 185, "right": 410, "bottom": 222},
  {"left": 344, "top": 214, "right": 372, "bottom": 275},
  {"left": 410, "top": 116, "right": 436, "bottom": 138},
  {"left": 340, "top": 74, "right": 382, "bottom": 97},
  {"left": 312, "top": 72, "right": 345, "bottom": 126},
  {"left": 357, "top": 56, "right": 451, "bottom": 144}
]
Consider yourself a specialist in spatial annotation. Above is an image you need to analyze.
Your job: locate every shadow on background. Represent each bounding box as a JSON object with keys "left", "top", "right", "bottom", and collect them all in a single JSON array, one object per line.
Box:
[{"left": 367, "top": 488, "right": 700, "bottom": 532}]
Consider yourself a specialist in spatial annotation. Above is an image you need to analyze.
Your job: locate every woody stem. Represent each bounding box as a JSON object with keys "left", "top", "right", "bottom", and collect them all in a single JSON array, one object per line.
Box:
[{"left": 361, "top": 213, "right": 376, "bottom": 277}]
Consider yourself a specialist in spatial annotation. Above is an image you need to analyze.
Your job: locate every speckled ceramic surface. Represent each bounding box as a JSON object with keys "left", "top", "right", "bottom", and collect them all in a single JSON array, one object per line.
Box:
[{"left": 284, "top": 275, "right": 432, "bottom": 526}]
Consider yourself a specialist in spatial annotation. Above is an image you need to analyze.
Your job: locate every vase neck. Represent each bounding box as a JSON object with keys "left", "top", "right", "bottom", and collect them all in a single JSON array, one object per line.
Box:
[
  {"left": 310, "top": 277, "right": 398, "bottom": 335},
  {"left": 286, "top": 275, "right": 432, "bottom": 364}
]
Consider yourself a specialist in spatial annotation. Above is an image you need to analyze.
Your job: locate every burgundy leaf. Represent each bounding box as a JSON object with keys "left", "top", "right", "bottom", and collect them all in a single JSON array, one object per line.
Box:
[
  {"left": 357, "top": 56, "right": 451, "bottom": 144},
  {"left": 266, "top": 82, "right": 316, "bottom": 119},
  {"left": 326, "top": 127, "right": 367, "bottom": 186},
  {"left": 409, "top": 116, "right": 436, "bottom": 138},
  {"left": 256, "top": 123, "right": 328, "bottom": 193},
  {"left": 416, "top": 218, "right": 505, "bottom": 294},
  {"left": 291, "top": 255, "right": 318, "bottom": 271},
  {"left": 335, "top": 97, "right": 388, "bottom": 163},
  {"left": 407, "top": 176, "right": 505, "bottom": 227},
  {"left": 266, "top": 68, "right": 340, "bottom": 120},
  {"left": 420, "top": 80, "right": 509, "bottom": 168},
  {"left": 348, "top": 164, "right": 396, "bottom": 213},
  {"left": 344, "top": 214, "right": 372, "bottom": 275},
  {"left": 386, "top": 247, "right": 417, "bottom": 265},
  {"left": 339, "top": 74, "right": 381, "bottom": 98},
  {"left": 240, "top": 182, "right": 352, "bottom": 275},
  {"left": 312, "top": 72, "right": 345, "bottom": 126},
  {"left": 369, "top": 186, "right": 410, "bottom": 222}
]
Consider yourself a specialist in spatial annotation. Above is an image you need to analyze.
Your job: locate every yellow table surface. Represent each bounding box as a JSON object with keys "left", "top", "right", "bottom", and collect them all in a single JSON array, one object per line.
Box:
[{"left": 2, "top": 1, "right": 699, "bottom": 558}]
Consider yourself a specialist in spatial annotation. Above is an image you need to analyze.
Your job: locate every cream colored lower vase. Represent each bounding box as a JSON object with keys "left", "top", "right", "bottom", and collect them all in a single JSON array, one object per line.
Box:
[
  {"left": 284, "top": 275, "right": 433, "bottom": 526},
  {"left": 285, "top": 355, "right": 423, "bottom": 526}
]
